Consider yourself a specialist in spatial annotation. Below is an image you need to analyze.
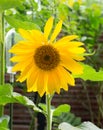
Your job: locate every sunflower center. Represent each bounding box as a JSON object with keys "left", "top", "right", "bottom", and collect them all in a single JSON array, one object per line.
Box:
[
  {"left": 44, "top": 55, "right": 50, "bottom": 61},
  {"left": 34, "top": 45, "right": 60, "bottom": 71}
]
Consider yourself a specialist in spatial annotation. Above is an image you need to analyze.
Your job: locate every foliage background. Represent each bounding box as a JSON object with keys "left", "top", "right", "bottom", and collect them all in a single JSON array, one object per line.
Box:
[{"left": 0, "top": 0, "right": 103, "bottom": 129}]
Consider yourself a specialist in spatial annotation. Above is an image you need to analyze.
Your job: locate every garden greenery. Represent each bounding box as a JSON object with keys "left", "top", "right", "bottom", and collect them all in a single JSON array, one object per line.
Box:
[{"left": 0, "top": 0, "right": 103, "bottom": 130}]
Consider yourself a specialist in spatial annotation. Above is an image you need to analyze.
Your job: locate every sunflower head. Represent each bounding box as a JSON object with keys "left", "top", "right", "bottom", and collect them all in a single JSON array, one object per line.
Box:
[{"left": 9, "top": 17, "right": 86, "bottom": 97}]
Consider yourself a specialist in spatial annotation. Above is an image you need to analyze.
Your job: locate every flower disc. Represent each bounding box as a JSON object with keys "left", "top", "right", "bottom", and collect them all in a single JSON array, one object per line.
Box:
[{"left": 34, "top": 45, "right": 60, "bottom": 71}]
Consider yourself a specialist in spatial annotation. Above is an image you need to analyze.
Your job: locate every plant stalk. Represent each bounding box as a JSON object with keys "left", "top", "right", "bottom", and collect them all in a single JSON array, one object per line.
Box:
[
  {"left": 46, "top": 94, "right": 52, "bottom": 130},
  {"left": 0, "top": 12, "right": 5, "bottom": 116}
]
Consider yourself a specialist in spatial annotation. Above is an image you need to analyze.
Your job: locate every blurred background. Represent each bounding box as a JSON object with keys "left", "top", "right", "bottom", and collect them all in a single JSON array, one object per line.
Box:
[{"left": 4, "top": 0, "right": 103, "bottom": 129}]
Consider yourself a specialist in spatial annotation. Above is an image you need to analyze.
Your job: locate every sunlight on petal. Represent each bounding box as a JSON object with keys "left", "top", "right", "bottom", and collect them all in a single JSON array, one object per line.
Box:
[
  {"left": 50, "top": 20, "right": 62, "bottom": 42},
  {"left": 44, "top": 17, "right": 54, "bottom": 40}
]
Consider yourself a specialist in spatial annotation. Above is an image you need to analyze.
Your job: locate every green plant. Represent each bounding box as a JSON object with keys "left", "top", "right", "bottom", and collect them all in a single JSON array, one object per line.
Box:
[
  {"left": 0, "top": 0, "right": 103, "bottom": 130},
  {"left": 53, "top": 112, "right": 81, "bottom": 128}
]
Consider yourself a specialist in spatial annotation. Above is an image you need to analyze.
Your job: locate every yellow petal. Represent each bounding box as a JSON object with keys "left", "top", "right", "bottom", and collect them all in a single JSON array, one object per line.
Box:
[
  {"left": 17, "top": 72, "right": 28, "bottom": 82},
  {"left": 28, "top": 77, "right": 38, "bottom": 92},
  {"left": 61, "top": 55, "right": 83, "bottom": 74},
  {"left": 37, "top": 71, "right": 48, "bottom": 97},
  {"left": 44, "top": 17, "right": 54, "bottom": 40},
  {"left": 71, "top": 54, "right": 85, "bottom": 61},
  {"left": 65, "top": 41, "right": 84, "bottom": 47},
  {"left": 68, "top": 47, "right": 86, "bottom": 54},
  {"left": 51, "top": 70, "right": 61, "bottom": 94},
  {"left": 47, "top": 69, "right": 61, "bottom": 94},
  {"left": 57, "top": 45, "right": 85, "bottom": 55},
  {"left": 12, "top": 62, "right": 27, "bottom": 72},
  {"left": 56, "top": 43, "right": 85, "bottom": 61},
  {"left": 50, "top": 20, "right": 62, "bottom": 42},
  {"left": 30, "top": 30, "right": 46, "bottom": 44},
  {"left": 27, "top": 68, "right": 39, "bottom": 92},
  {"left": 10, "top": 55, "right": 30, "bottom": 62},
  {"left": 54, "top": 35, "right": 79, "bottom": 47},
  {"left": 47, "top": 73, "right": 55, "bottom": 94},
  {"left": 16, "top": 62, "right": 34, "bottom": 82},
  {"left": 9, "top": 42, "right": 37, "bottom": 55},
  {"left": 54, "top": 67, "right": 68, "bottom": 90},
  {"left": 19, "top": 29, "right": 34, "bottom": 41},
  {"left": 57, "top": 66, "right": 75, "bottom": 86},
  {"left": 43, "top": 72, "right": 48, "bottom": 94}
]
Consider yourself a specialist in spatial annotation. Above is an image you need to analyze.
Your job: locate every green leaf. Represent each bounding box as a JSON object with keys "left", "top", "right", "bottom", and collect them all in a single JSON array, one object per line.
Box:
[
  {"left": 58, "top": 122, "right": 102, "bottom": 130},
  {"left": 38, "top": 103, "right": 47, "bottom": 112},
  {"left": 0, "top": 84, "right": 42, "bottom": 113},
  {"left": 57, "top": 3, "right": 69, "bottom": 21},
  {"left": 0, "top": 84, "right": 15, "bottom": 105},
  {"left": 53, "top": 104, "right": 71, "bottom": 116},
  {"left": 73, "top": 2, "right": 80, "bottom": 11},
  {"left": 0, "top": 0, "right": 24, "bottom": 11},
  {"left": 38, "top": 103, "right": 55, "bottom": 113},
  {"left": 5, "top": 16, "right": 40, "bottom": 30},
  {"left": 74, "top": 64, "right": 103, "bottom": 81},
  {"left": 38, "top": 104, "right": 71, "bottom": 117},
  {"left": 0, "top": 115, "right": 9, "bottom": 130},
  {"left": 0, "top": 84, "right": 12, "bottom": 96},
  {"left": 13, "top": 92, "right": 42, "bottom": 112},
  {"left": 53, "top": 112, "right": 81, "bottom": 127},
  {"left": 0, "top": 95, "right": 15, "bottom": 105},
  {"left": 13, "top": 92, "right": 34, "bottom": 106}
]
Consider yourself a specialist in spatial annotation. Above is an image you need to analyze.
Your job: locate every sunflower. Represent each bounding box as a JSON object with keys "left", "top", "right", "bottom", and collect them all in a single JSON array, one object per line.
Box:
[{"left": 9, "top": 17, "right": 85, "bottom": 97}]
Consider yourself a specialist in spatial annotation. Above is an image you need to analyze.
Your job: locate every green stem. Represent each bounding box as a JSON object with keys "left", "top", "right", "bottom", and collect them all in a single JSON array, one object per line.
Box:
[
  {"left": 0, "top": 12, "right": 5, "bottom": 116},
  {"left": 46, "top": 94, "right": 52, "bottom": 130},
  {"left": 0, "top": 13, "right": 5, "bottom": 85}
]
